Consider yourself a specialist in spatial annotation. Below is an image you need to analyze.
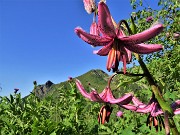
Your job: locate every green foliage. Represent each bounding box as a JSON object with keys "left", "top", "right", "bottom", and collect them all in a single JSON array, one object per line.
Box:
[{"left": 0, "top": 0, "right": 180, "bottom": 134}]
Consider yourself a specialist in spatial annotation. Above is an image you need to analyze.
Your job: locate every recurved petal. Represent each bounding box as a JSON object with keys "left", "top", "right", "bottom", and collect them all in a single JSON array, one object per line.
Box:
[
  {"left": 98, "top": 2, "right": 116, "bottom": 38},
  {"left": 174, "top": 108, "right": 180, "bottom": 115},
  {"left": 132, "top": 96, "right": 147, "bottom": 108},
  {"left": 75, "top": 27, "right": 112, "bottom": 46},
  {"left": 135, "top": 102, "right": 155, "bottom": 113},
  {"left": 124, "top": 43, "right": 163, "bottom": 54},
  {"left": 93, "top": 40, "right": 114, "bottom": 56},
  {"left": 121, "top": 104, "right": 138, "bottom": 111},
  {"left": 75, "top": 79, "right": 91, "bottom": 99},
  {"left": 108, "top": 93, "right": 133, "bottom": 104},
  {"left": 120, "top": 24, "right": 164, "bottom": 45}
]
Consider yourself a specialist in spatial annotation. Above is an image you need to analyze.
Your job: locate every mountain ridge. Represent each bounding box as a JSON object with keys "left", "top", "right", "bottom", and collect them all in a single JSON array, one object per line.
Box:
[{"left": 32, "top": 69, "right": 110, "bottom": 98}]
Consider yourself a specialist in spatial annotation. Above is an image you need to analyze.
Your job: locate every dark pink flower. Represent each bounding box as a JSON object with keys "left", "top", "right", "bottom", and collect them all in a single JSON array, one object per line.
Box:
[
  {"left": 120, "top": 97, "right": 180, "bottom": 131},
  {"left": 146, "top": 16, "right": 153, "bottom": 22},
  {"left": 121, "top": 97, "right": 180, "bottom": 116},
  {"left": 75, "top": 2, "right": 163, "bottom": 73}
]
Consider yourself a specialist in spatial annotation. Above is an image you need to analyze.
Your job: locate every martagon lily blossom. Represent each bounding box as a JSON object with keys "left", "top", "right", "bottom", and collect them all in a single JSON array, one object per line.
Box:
[
  {"left": 75, "top": 2, "right": 163, "bottom": 73},
  {"left": 75, "top": 79, "right": 133, "bottom": 124},
  {"left": 75, "top": 79, "right": 133, "bottom": 104},
  {"left": 120, "top": 96, "right": 180, "bottom": 131}
]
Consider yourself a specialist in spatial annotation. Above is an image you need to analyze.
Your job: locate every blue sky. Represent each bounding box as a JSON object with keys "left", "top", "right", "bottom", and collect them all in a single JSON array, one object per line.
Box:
[{"left": 0, "top": 0, "right": 157, "bottom": 97}]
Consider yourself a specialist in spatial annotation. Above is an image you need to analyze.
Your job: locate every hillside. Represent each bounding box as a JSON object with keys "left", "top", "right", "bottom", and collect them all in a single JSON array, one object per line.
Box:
[{"left": 32, "top": 69, "right": 110, "bottom": 98}]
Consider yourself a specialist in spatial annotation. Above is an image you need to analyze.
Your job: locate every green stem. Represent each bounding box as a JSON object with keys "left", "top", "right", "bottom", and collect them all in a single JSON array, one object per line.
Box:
[{"left": 134, "top": 53, "right": 179, "bottom": 135}]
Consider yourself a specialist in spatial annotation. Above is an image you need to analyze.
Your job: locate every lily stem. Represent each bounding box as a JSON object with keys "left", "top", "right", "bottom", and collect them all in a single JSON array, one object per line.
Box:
[{"left": 134, "top": 53, "right": 179, "bottom": 135}]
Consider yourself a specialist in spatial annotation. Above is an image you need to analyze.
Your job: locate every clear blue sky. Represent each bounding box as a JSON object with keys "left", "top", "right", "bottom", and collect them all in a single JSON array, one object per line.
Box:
[{"left": 0, "top": 0, "right": 158, "bottom": 97}]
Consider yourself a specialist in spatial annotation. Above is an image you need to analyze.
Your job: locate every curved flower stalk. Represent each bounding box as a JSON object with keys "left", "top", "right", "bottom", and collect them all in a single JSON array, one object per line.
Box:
[{"left": 75, "top": 2, "right": 163, "bottom": 73}]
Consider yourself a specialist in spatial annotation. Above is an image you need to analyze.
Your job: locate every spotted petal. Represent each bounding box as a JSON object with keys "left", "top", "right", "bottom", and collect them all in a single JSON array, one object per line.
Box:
[
  {"left": 98, "top": 2, "right": 116, "bottom": 38},
  {"left": 75, "top": 27, "right": 112, "bottom": 46},
  {"left": 124, "top": 43, "right": 163, "bottom": 54},
  {"left": 120, "top": 24, "right": 164, "bottom": 45}
]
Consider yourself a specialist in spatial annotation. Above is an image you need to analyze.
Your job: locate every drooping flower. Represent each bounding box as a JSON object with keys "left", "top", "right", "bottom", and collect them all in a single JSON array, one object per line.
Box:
[
  {"left": 83, "top": 0, "right": 96, "bottom": 14},
  {"left": 75, "top": 79, "right": 133, "bottom": 104},
  {"left": 120, "top": 97, "right": 180, "bottom": 131},
  {"left": 75, "top": 2, "right": 163, "bottom": 73},
  {"left": 146, "top": 16, "right": 153, "bottom": 23},
  {"left": 75, "top": 79, "right": 133, "bottom": 124}
]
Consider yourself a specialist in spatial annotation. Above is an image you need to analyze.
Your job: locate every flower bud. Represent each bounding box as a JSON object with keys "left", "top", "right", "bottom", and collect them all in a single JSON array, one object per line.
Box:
[
  {"left": 173, "top": 32, "right": 180, "bottom": 39},
  {"left": 68, "top": 76, "right": 73, "bottom": 82},
  {"left": 90, "top": 22, "right": 100, "bottom": 36},
  {"left": 116, "top": 111, "right": 123, "bottom": 118},
  {"left": 83, "top": 0, "right": 96, "bottom": 14}
]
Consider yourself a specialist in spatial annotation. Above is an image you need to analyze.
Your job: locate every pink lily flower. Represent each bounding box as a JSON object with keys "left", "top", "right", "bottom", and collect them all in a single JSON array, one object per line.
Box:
[
  {"left": 75, "top": 2, "right": 163, "bottom": 73},
  {"left": 75, "top": 79, "right": 133, "bottom": 104},
  {"left": 121, "top": 97, "right": 180, "bottom": 116},
  {"left": 120, "top": 97, "right": 180, "bottom": 131},
  {"left": 83, "top": 0, "right": 96, "bottom": 14},
  {"left": 75, "top": 79, "right": 133, "bottom": 124}
]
